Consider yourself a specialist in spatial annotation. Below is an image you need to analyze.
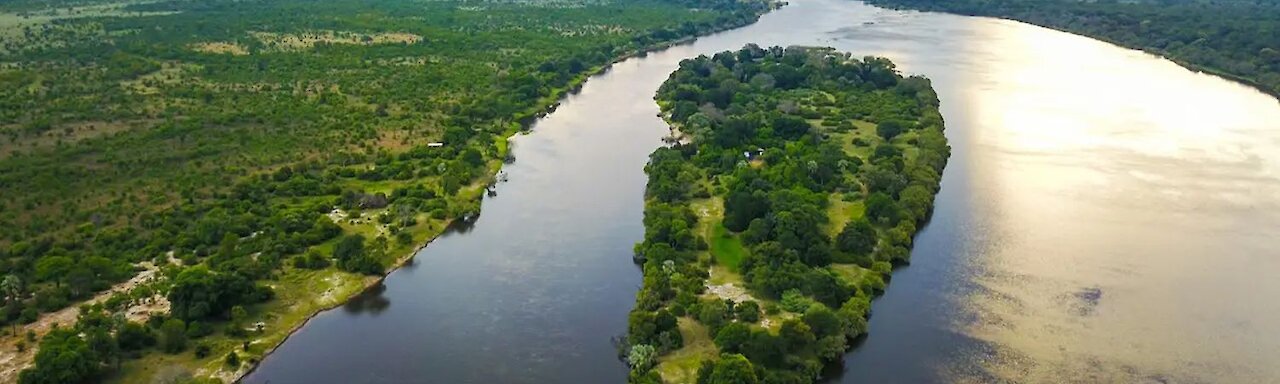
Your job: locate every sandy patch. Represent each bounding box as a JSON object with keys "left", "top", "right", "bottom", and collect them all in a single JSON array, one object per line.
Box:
[
  {"left": 0, "top": 262, "right": 165, "bottom": 382},
  {"left": 252, "top": 30, "right": 422, "bottom": 51},
  {"left": 705, "top": 282, "right": 755, "bottom": 303},
  {"left": 191, "top": 41, "right": 249, "bottom": 55}
]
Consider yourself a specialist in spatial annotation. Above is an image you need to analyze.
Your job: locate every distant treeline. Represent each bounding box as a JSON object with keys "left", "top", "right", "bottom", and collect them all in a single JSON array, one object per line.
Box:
[{"left": 866, "top": 0, "right": 1280, "bottom": 97}]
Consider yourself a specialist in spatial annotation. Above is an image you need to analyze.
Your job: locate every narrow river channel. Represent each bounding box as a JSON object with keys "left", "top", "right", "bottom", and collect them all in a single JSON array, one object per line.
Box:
[{"left": 244, "top": 0, "right": 1280, "bottom": 383}]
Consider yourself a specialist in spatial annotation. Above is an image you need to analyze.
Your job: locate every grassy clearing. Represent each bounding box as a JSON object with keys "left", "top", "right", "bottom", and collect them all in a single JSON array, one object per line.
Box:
[
  {"left": 107, "top": 202, "right": 452, "bottom": 383},
  {"left": 826, "top": 194, "right": 865, "bottom": 237},
  {"left": 829, "top": 263, "right": 870, "bottom": 284},
  {"left": 708, "top": 264, "right": 744, "bottom": 286},
  {"left": 709, "top": 225, "right": 746, "bottom": 272},
  {"left": 655, "top": 318, "right": 717, "bottom": 383},
  {"left": 829, "top": 263, "right": 884, "bottom": 295},
  {"left": 107, "top": 267, "right": 371, "bottom": 384}
]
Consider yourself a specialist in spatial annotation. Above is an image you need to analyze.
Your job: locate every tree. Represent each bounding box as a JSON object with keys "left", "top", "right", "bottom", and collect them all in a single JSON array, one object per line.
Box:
[
  {"left": 628, "top": 344, "right": 657, "bottom": 372},
  {"left": 168, "top": 266, "right": 261, "bottom": 320},
  {"left": 698, "top": 300, "right": 729, "bottom": 334},
  {"left": 864, "top": 192, "right": 901, "bottom": 225},
  {"left": 2, "top": 275, "right": 22, "bottom": 334},
  {"left": 34, "top": 256, "right": 72, "bottom": 287},
  {"left": 704, "top": 354, "right": 758, "bottom": 384},
  {"left": 160, "top": 318, "right": 188, "bottom": 353},
  {"left": 771, "top": 114, "right": 810, "bottom": 139},
  {"left": 227, "top": 305, "right": 249, "bottom": 337},
  {"left": 876, "top": 120, "right": 904, "bottom": 140},
  {"left": 734, "top": 300, "right": 759, "bottom": 323},
  {"left": 66, "top": 267, "right": 94, "bottom": 297},
  {"left": 815, "top": 335, "right": 846, "bottom": 362},
  {"left": 779, "top": 319, "right": 815, "bottom": 352},
  {"left": 836, "top": 218, "right": 876, "bottom": 255},
  {"left": 18, "top": 328, "right": 100, "bottom": 384},
  {"left": 2, "top": 274, "right": 22, "bottom": 303},
  {"left": 802, "top": 304, "right": 841, "bottom": 338},
  {"left": 713, "top": 322, "right": 750, "bottom": 353},
  {"left": 333, "top": 234, "right": 366, "bottom": 262},
  {"left": 225, "top": 351, "right": 240, "bottom": 368},
  {"left": 898, "top": 185, "right": 934, "bottom": 224},
  {"left": 117, "top": 322, "right": 155, "bottom": 351}
]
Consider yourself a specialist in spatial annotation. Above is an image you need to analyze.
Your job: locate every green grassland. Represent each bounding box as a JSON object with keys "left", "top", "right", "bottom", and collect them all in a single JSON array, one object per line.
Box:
[{"left": 0, "top": 0, "right": 774, "bottom": 383}]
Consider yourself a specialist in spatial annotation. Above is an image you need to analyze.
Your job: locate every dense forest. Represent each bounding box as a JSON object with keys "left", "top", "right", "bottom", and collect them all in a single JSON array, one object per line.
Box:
[
  {"left": 0, "top": 0, "right": 772, "bottom": 382},
  {"left": 626, "top": 45, "right": 949, "bottom": 383},
  {"left": 865, "top": 0, "right": 1280, "bottom": 97}
]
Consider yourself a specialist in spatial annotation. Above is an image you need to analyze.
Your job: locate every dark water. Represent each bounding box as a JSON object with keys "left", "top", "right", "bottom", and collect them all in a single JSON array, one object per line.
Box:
[{"left": 244, "top": 1, "right": 1280, "bottom": 383}]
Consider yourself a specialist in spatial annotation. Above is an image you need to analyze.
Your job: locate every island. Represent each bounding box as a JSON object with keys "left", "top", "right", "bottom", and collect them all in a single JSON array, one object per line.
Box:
[{"left": 626, "top": 45, "right": 949, "bottom": 383}]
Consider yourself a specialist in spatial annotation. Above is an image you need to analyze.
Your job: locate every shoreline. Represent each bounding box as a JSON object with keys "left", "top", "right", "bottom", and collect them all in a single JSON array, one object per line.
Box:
[
  {"left": 230, "top": 7, "right": 780, "bottom": 383},
  {"left": 861, "top": 1, "right": 1280, "bottom": 101}
]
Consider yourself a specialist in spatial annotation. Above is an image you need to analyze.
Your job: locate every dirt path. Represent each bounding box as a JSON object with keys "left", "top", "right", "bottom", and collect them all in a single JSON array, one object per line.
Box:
[{"left": 0, "top": 262, "right": 168, "bottom": 382}]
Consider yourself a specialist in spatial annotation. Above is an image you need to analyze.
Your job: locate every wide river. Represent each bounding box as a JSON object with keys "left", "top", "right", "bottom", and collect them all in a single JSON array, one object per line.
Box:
[{"left": 244, "top": 0, "right": 1280, "bottom": 383}]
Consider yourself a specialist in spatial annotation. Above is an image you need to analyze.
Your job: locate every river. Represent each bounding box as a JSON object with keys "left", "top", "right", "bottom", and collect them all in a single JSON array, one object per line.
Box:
[{"left": 243, "top": 0, "right": 1280, "bottom": 383}]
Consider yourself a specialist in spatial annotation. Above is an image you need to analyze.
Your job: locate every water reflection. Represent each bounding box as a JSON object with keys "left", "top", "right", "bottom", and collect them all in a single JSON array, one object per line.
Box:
[
  {"left": 243, "top": 1, "right": 1280, "bottom": 383},
  {"left": 824, "top": 4, "right": 1280, "bottom": 383},
  {"left": 343, "top": 282, "right": 391, "bottom": 316}
]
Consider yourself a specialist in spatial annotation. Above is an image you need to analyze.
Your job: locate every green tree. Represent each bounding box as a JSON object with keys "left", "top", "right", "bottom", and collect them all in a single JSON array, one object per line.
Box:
[
  {"left": 733, "top": 300, "right": 760, "bottom": 323},
  {"left": 333, "top": 234, "right": 366, "bottom": 262},
  {"left": 628, "top": 344, "right": 657, "bottom": 372},
  {"left": 876, "top": 120, "right": 904, "bottom": 140},
  {"left": 836, "top": 218, "right": 876, "bottom": 255},
  {"left": 704, "top": 354, "right": 758, "bottom": 384},
  {"left": 160, "top": 318, "right": 188, "bottom": 353},
  {"left": 779, "top": 319, "right": 815, "bottom": 352},
  {"left": 2, "top": 274, "right": 23, "bottom": 303},
  {"left": 34, "top": 256, "right": 72, "bottom": 287},
  {"left": 713, "top": 322, "right": 750, "bottom": 353},
  {"left": 802, "top": 304, "right": 841, "bottom": 338},
  {"left": 117, "top": 322, "right": 155, "bottom": 351},
  {"left": 18, "top": 328, "right": 100, "bottom": 384}
]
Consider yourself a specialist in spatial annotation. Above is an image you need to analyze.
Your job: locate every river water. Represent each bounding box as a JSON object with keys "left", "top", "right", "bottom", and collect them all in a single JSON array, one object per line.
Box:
[{"left": 243, "top": 0, "right": 1280, "bottom": 383}]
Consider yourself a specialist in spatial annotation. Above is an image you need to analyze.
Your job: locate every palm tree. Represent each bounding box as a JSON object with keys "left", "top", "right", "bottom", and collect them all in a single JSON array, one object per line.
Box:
[
  {"left": 2, "top": 274, "right": 20, "bottom": 335},
  {"left": 2, "top": 274, "right": 21, "bottom": 304}
]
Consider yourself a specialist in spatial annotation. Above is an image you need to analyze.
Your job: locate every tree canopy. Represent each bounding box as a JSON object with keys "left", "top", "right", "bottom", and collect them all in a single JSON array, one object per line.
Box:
[{"left": 629, "top": 45, "right": 949, "bottom": 382}]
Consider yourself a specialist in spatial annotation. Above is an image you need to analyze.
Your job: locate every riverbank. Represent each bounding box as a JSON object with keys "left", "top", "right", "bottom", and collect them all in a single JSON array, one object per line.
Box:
[
  {"left": 220, "top": 6, "right": 784, "bottom": 384},
  {"left": 0, "top": 4, "right": 785, "bottom": 383},
  {"left": 861, "top": 0, "right": 1280, "bottom": 100}
]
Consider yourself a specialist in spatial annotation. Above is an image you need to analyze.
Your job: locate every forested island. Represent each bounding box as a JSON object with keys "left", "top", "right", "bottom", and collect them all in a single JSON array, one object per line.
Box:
[
  {"left": 866, "top": 0, "right": 1280, "bottom": 98},
  {"left": 626, "top": 45, "right": 949, "bottom": 383},
  {"left": 0, "top": 0, "right": 773, "bottom": 382}
]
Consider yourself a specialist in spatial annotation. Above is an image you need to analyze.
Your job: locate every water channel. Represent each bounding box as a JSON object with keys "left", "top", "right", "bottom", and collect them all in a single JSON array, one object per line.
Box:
[{"left": 244, "top": 1, "right": 1280, "bottom": 382}]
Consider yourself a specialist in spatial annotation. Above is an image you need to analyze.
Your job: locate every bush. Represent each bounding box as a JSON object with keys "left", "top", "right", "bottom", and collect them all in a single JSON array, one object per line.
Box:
[
  {"left": 186, "top": 321, "right": 214, "bottom": 339},
  {"left": 194, "top": 343, "right": 211, "bottom": 358},
  {"left": 734, "top": 300, "right": 760, "bottom": 323},
  {"left": 780, "top": 289, "right": 815, "bottom": 313},
  {"left": 160, "top": 319, "right": 188, "bottom": 353}
]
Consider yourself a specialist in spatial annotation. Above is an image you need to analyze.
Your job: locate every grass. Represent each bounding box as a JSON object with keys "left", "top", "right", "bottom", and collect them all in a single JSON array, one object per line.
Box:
[
  {"left": 709, "top": 224, "right": 746, "bottom": 272},
  {"left": 708, "top": 264, "right": 743, "bottom": 286},
  {"left": 832, "top": 120, "right": 879, "bottom": 160},
  {"left": 826, "top": 194, "right": 865, "bottom": 238},
  {"left": 829, "top": 263, "right": 870, "bottom": 284},
  {"left": 829, "top": 263, "right": 884, "bottom": 295},
  {"left": 107, "top": 267, "right": 372, "bottom": 383},
  {"left": 687, "top": 196, "right": 746, "bottom": 271},
  {"left": 655, "top": 318, "right": 717, "bottom": 384},
  {"left": 107, "top": 201, "right": 454, "bottom": 383}
]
